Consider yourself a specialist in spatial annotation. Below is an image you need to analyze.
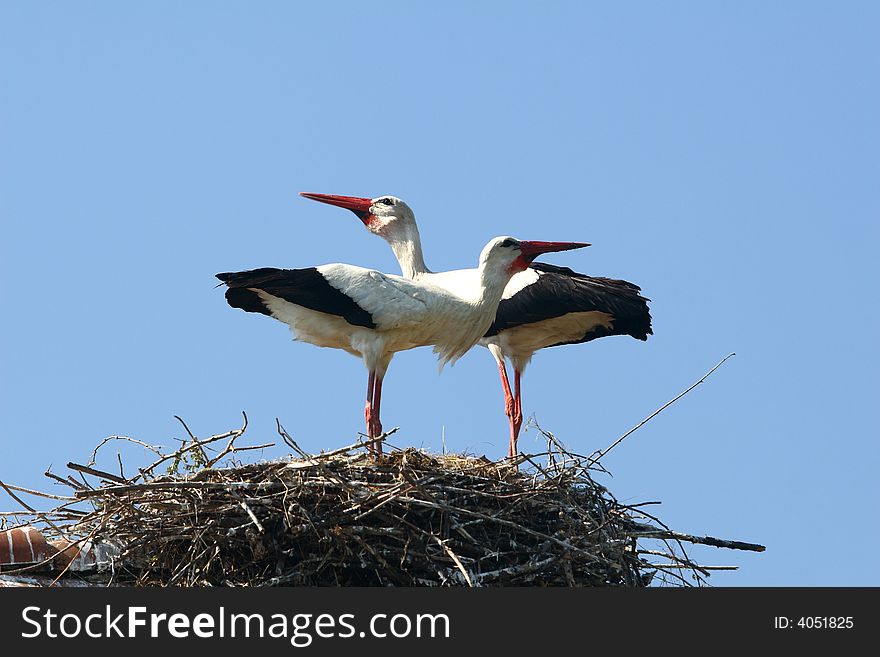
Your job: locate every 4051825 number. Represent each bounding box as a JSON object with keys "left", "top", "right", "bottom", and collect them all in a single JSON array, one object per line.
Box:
[{"left": 796, "top": 617, "right": 853, "bottom": 629}]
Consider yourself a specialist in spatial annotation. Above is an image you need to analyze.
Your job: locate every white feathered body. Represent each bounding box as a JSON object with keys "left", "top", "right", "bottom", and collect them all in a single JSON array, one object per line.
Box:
[
  {"left": 411, "top": 267, "right": 617, "bottom": 372},
  {"left": 253, "top": 262, "right": 511, "bottom": 373}
]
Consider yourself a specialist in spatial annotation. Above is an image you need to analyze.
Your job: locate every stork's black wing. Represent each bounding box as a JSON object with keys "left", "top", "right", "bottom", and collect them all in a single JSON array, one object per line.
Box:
[
  {"left": 216, "top": 267, "right": 377, "bottom": 329},
  {"left": 484, "top": 262, "right": 652, "bottom": 345}
]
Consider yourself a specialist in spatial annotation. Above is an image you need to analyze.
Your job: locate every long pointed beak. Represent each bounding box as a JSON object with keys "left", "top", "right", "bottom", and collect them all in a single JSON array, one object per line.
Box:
[
  {"left": 300, "top": 192, "right": 373, "bottom": 223},
  {"left": 518, "top": 240, "right": 590, "bottom": 261}
]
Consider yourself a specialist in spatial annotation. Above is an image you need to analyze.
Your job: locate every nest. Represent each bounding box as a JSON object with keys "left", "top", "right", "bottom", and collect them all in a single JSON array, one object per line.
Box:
[{"left": 0, "top": 415, "right": 764, "bottom": 587}]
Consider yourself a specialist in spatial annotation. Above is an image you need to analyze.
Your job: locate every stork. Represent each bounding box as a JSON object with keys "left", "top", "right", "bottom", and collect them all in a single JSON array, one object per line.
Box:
[
  {"left": 300, "top": 193, "right": 652, "bottom": 459},
  {"left": 216, "top": 236, "right": 587, "bottom": 455}
]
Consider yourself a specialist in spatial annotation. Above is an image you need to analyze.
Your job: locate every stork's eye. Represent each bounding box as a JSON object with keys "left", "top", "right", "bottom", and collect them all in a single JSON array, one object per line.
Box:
[
  {"left": 499, "top": 238, "right": 516, "bottom": 248},
  {"left": 378, "top": 197, "right": 394, "bottom": 206}
]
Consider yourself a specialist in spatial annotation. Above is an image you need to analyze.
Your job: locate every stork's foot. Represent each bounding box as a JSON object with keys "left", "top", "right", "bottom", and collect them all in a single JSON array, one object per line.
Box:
[
  {"left": 370, "top": 422, "right": 384, "bottom": 457},
  {"left": 363, "top": 403, "right": 384, "bottom": 457}
]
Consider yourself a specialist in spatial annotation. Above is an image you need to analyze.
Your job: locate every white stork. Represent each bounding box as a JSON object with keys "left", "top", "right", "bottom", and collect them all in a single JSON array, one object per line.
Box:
[
  {"left": 216, "top": 236, "right": 587, "bottom": 455},
  {"left": 300, "top": 193, "right": 652, "bottom": 459}
]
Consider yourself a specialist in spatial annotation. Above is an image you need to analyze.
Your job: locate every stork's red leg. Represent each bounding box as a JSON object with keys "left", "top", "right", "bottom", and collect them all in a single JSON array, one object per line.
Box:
[
  {"left": 512, "top": 369, "right": 524, "bottom": 451},
  {"left": 496, "top": 360, "right": 518, "bottom": 459},
  {"left": 371, "top": 375, "right": 384, "bottom": 456},
  {"left": 364, "top": 371, "right": 377, "bottom": 456}
]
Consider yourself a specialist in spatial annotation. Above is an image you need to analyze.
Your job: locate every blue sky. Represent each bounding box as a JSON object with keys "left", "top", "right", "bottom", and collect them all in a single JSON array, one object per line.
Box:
[{"left": 1, "top": 2, "right": 877, "bottom": 586}]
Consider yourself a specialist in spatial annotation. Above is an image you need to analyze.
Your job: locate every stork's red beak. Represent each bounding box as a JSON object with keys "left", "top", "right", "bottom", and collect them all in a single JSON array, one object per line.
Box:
[
  {"left": 518, "top": 240, "right": 590, "bottom": 262},
  {"left": 300, "top": 192, "right": 374, "bottom": 223}
]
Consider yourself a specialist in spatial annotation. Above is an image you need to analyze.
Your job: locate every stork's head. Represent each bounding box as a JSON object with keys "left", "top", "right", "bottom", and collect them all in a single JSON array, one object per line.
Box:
[
  {"left": 480, "top": 236, "right": 590, "bottom": 276},
  {"left": 299, "top": 193, "right": 416, "bottom": 239}
]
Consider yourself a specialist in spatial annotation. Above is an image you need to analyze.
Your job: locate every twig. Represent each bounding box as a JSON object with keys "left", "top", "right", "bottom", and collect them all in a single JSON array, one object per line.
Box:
[
  {"left": 66, "top": 462, "right": 128, "bottom": 485},
  {"left": 0, "top": 480, "right": 66, "bottom": 535},
  {"left": 237, "top": 500, "right": 265, "bottom": 534},
  {"left": 89, "top": 435, "right": 163, "bottom": 466},
  {"left": 137, "top": 412, "right": 248, "bottom": 481},
  {"left": 311, "top": 429, "right": 400, "bottom": 461},
  {"left": 73, "top": 481, "right": 289, "bottom": 498},
  {"left": 474, "top": 556, "right": 558, "bottom": 584},
  {"left": 432, "top": 535, "right": 473, "bottom": 587},
  {"left": 646, "top": 564, "right": 738, "bottom": 571},
  {"left": 207, "top": 442, "right": 272, "bottom": 469},
  {"left": 627, "top": 521, "right": 765, "bottom": 552},
  {"left": 0, "top": 482, "right": 76, "bottom": 502},
  {"left": 590, "top": 353, "right": 736, "bottom": 464},
  {"left": 276, "top": 420, "right": 360, "bottom": 497},
  {"left": 44, "top": 469, "right": 85, "bottom": 491},
  {"left": 174, "top": 415, "right": 210, "bottom": 466}
]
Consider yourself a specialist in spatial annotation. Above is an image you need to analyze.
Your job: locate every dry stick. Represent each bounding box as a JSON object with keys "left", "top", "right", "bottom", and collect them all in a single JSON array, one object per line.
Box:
[
  {"left": 590, "top": 352, "right": 736, "bottom": 465},
  {"left": 174, "top": 415, "right": 209, "bottom": 466},
  {"left": 89, "top": 435, "right": 163, "bottom": 466},
  {"left": 328, "top": 429, "right": 397, "bottom": 456},
  {"left": 73, "top": 480, "right": 290, "bottom": 498},
  {"left": 627, "top": 522, "right": 765, "bottom": 552},
  {"left": 43, "top": 469, "right": 85, "bottom": 490},
  {"left": 66, "top": 463, "right": 128, "bottom": 485},
  {"left": 0, "top": 510, "right": 80, "bottom": 517},
  {"left": 67, "top": 476, "right": 88, "bottom": 491},
  {"left": 0, "top": 480, "right": 66, "bottom": 537},
  {"left": 0, "top": 482, "right": 76, "bottom": 502},
  {"left": 475, "top": 555, "right": 558, "bottom": 584},
  {"left": 646, "top": 563, "right": 738, "bottom": 571},
  {"left": 533, "top": 421, "right": 612, "bottom": 476},
  {"left": 651, "top": 564, "right": 695, "bottom": 587},
  {"left": 236, "top": 499, "right": 265, "bottom": 534},
  {"left": 305, "top": 429, "right": 400, "bottom": 462},
  {"left": 276, "top": 421, "right": 361, "bottom": 497},
  {"left": 204, "top": 414, "right": 271, "bottom": 467},
  {"left": 432, "top": 535, "right": 473, "bottom": 587},
  {"left": 207, "top": 442, "right": 274, "bottom": 468},
  {"left": 618, "top": 501, "right": 663, "bottom": 510},
  {"left": 136, "top": 412, "right": 248, "bottom": 481},
  {"left": 636, "top": 547, "right": 710, "bottom": 577},
  {"left": 638, "top": 548, "right": 701, "bottom": 563}
]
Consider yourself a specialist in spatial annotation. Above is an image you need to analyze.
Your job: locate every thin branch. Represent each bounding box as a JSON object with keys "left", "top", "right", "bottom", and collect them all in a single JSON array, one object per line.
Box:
[
  {"left": 645, "top": 563, "right": 738, "bottom": 571},
  {"left": 627, "top": 522, "right": 766, "bottom": 552},
  {"left": 590, "top": 352, "right": 736, "bottom": 464},
  {"left": 432, "top": 535, "right": 473, "bottom": 587},
  {"left": 0, "top": 482, "right": 76, "bottom": 502},
  {"left": 174, "top": 415, "right": 209, "bottom": 466},
  {"left": 0, "top": 480, "right": 66, "bottom": 535},
  {"left": 66, "top": 462, "right": 128, "bottom": 485},
  {"left": 89, "top": 435, "right": 163, "bottom": 466},
  {"left": 137, "top": 412, "right": 248, "bottom": 481},
  {"left": 474, "top": 556, "right": 558, "bottom": 584},
  {"left": 44, "top": 468, "right": 84, "bottom": 490}
]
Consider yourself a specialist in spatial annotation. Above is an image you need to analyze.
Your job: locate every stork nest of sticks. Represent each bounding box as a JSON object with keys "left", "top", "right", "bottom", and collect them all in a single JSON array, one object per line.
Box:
[{"left": 0, "top": 413, "right": 764, "bottom": 587}]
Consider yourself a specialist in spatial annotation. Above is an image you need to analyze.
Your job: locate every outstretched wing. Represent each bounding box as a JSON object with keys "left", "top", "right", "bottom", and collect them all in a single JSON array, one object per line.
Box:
[
  {"left": 216, "top": 264, "right": 437, "bottom": 331},
  {"left": 216, "top": 267, "right": 378, "bottom": 328}
]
